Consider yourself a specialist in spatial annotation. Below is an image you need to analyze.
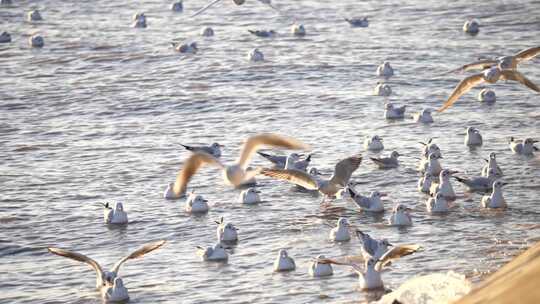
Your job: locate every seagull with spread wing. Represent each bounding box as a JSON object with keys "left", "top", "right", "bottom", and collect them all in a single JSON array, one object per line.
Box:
[
  {"left": 165, "top": 133, "right": 310, "bottom": 199},
  {"left": 260, "top": 155, "right": 362, "bottom": 203},
  {"left": 438, "top": 66, "right": 540, "bottom": 112},
  {"left": 48, "top": 240, "right": 166, "bottom": 303},
  {"left": 445, "top": 46, "right": 540, "bottom": 74}
]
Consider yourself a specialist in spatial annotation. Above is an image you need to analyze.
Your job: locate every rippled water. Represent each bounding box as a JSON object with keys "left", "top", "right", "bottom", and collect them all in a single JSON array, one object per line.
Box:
[{"left": 1, "top": 0, "right": 540, "bottom": 303}]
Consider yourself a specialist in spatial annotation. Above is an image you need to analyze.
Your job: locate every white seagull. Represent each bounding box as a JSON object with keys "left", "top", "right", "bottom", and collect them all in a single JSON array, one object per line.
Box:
[
  {"left": 102, "top": 202, "right": 128, "bottom": 225},
  {"left": 309, "top": 255, "right": 333, "bottom": 277},
  {"left": 216, "top": 217, "right": 238, "bottom": 242},
  {"left": 239, "top": 187, "right": 261, "bottom": 204},
  {"left": 413, "top": 108, "right": 434, "bottom": 123},
  {"left": 481, "top": 180, "right": 507, "bottom": 209},
  {"left": 464, "top": 127, "right": 483, "bottom": 146},
  {"left": 329, "top": 218, "right": 351, "bottom": 242},
  {"left": 363, "top": 135, "right": 384, "bottom": 152},
  {"left": 478, "top": 88, "right": 496, "bottom": 103},
  {"left": 388, "top": 204, "right": 412, "bottom": 226},
  {"left": 417, "top": 172, "right": 434, "bottom": 194},
  {"left": 481, "top": 152, "right": 503, "bottom": 177},
  {"left": 429, "top": 169, "right": 457, "bottom": 200},
  {"left": 197, "top": 243, "right": 229, "bottom": 261},
  {"left": 509, "top": 137, "right": 538, "bottom": 155},
  {"left": 426, "top": 192, "right": 450, "bottom": 213},
  {"left": 377, "top": 61, "right": 394, "bottom": 78},
  {"left": 347, "top": 188, "right": 385, "bottom": 212},
  {"left": 274, "top": 249, "right": 296, "bottom": 272},
  {"left": 370, "top": 151, "right": 400, "bottom": 169}
]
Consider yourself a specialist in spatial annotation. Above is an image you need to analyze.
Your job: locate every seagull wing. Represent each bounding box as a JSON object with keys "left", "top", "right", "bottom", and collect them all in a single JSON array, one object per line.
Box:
[
  {"left": 173, "top": 152, "right": 223, "bottom": 196},
  {"left": 316, "top": 257, "right": 364, "bottom": 273},
  {"left": 444, "top": 59, "right": 498, "bottom": 74},
  {"left": 514, "top": 46, "right": 540, "bottom": 63},
  {"left": 237, "top": 133, "right": 310, "bottom": 169},
  {"left": 260, "top": 168, "right": 319, "bottom": 190},
  {"left": 376, "top": 244, "right": 421, "bottom": 271},
  {"left": 257, "top": 151, "right": 286, "bottom": 167},
  {"left": 437, "top": 73, "right": 485, "bottom": 112},
  {"left": 191, "top": 0, "right": 223, "bottom": 17},
  {"left": 329, "top": 155, "right": 362, "bottom": 187},
  {"left": 48, "top": 247, "right": 104, "bottom": 280},
  {"left": 112, "top": 240, "right": 166, "bottom": 275},
  {"left": 357, "top": 231, "right": 379, "bottom": 256},
  {"left": 500, "top": 70, "right": 540, "bottom": 92}
]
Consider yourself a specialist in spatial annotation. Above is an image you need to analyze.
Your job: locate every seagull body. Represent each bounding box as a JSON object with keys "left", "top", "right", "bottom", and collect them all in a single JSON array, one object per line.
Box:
[
  {"left": 447, "top": 46, "right": 540, "bottom": 74},
  {"left": 171, "top": 1, "right": 183, "bottom": 12},
  {"left": 239, "top": 188, "right": 261, "bottom": 204},
  {"left": 388, "top": 204, "right": 412, "bottom": 226},
  {"left": 454, "top": 169, "right": 497, "bottom": 192},
  {"left": 247, "top": 48, "right": 264, "bottom": 62},
  {"left": 374, "top": 82, "right": 392, "bottom": 96},
  {"left": 172, "top": 42, "right": 198, "bottom": 54},
  {"left": 357, "top": 231, "right": 391, "bottom": 261},
  {"left": 371, "top": 151, "right": 400, "bottom": 169},
  {"left": 258, "top": 151, "right": 308, "bottom": 170},
  {"left": 363, "top": 135, "right": 384, "bottom": 151},
  {"left": 261, "top": 155, "right": 362, "bottom": 199},
  {"left": 421, "top": 152, "right": 443, "bottom": 176},
  {"left": 420, "top": 140, "right": 441, "bottom": 159},
  {"left": 291, "top": 23, "right": 306, "bottom": 36},
  {"left": 438, "top": 66, "right": 540, "bottom": 112},
  {"left": 418, "top": 172, "right": 434, "bottom": 193},
  {"left": 426, "top": 192, "right": 449, "bottom": 213},
  {"left": 318, "top": 258, "right": 383, "bottom": 290},
  {"left": 482, "top": 152, "right": 503, "bottom": 177},
  {"left": 274, "top": 249, "right": 295, "bottom": 272},
  {"left": 181, "top": 142, "right": 223, "bottom": 158},
  {"left": 29, "top": 35, "right": 44, "bottom": 48},
  {"left": 27, "top": 10, "right": 43, "bottom": 21},
  {"left": 200, "top": 27, "right": 214, "bottom": 37},
  {"left": 48, "top": 241, "right": 165, "bottom": 303},
  {"left": 309, "top": 255, "right": 333, "bottom": 277},
  {"left": 377, "top": 61, "right": 394, "bottom": 78},
  {"left": 430, "top": 169, "right": 456, "bottom": 200},
  {"left": 478, "top": 88, "right": 496, "bottom": 103},
  {"left": 216, "top": 217, "right": 238, "bottom": 242},
  {"left": 103, "top": 202, "right": 128, "bottom": 225},
  {"left": 348, "top": 188, "right": 385, "bottom": 212},
  {"left": 169, "top": 133, "right": 309, "bottom": 198},
  {"left": 481, "top": 181, "right": 506, "bottom": 208},
  {"left": 248, "top": 29, "right": 276, "bottom": 38},
  {"left": 0, "top": 32, "right": 11, "bottom": 43},
  {"left": 384, "top": 103, "right": 406, "bottom": 119},
  {"left": 345, "top": 17, "right": 369, "bottom": 27},
  {"left": 413, "top": 109, "right": 434, "bottom": 123},
  {"left": 465, "top": 127, "right": 483, "bottom": 146},
  {"left": 463, "top": 19, "right": 479, "bottom": 35},
  {"left": 185, "top": 193, "right": 209, "bottom": 213},
  {"left": 197, "top": 243, "right": 228, "bottom": 261},
  {"left": 132, "top": 13, "right": 147, "bottom": 28},
  {"left": 329, "top": 218, "right": 351, "bottom": 242},
  {"left": 510, "top": 137, "right": 538, "bottom": 155}
]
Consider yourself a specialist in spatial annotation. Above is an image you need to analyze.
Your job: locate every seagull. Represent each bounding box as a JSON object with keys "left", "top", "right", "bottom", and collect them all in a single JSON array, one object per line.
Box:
[
  {"left": 429, "top": 169, "right": 457, "bottom": 200},
  {"left": 426, "top": 192, "right": 449, "bottom": 213},
  {"left": 132, "top": 13, "right": 147, "bottom": 28},
  {"left": 419, "top": 139, "right": 440, "bottom": 159},
  {"left": 257, "top": 152, "right": 304, "bottom": 169},
  {"left": 0, "top": 32, "right": 11, "bottom": 43},
  {"left": 191, "top": 0, "right": 280, "bottom": 18},
  {"left": 363, "top": 135, "right": 384, "bottom": 152},
  {"left": 377, "top": 61, "right": 394, "bottom": 78},
  {"left": 417, "top": 172, "right": 434, "bottom": 194},
  {"left": 384, "top": 103, "right": 406, "bottom": 119},
  {"left": 481, "top": 180, "right": 507, "bottom": 209},
  {"left": 309, "top": 255, "right": 333, "bottom": 277},
  {"left": 239, "top": 187, "right": 261, "bottom": 204},
  {"left": 420, "top": 152, "right": 443, "bottom": 176},
  {"left": 453, "top": 168, "right": 497, "bottom": 192},
  {"left": 329, "top": 218, "right": 351, "bottom": 242},
  {"left": 248, "top": 29, "right": 276, "bottom": 38},
  {"left": 370, "top": 151, "right": 400, "bottom": 169},
  {"left": 168, "top": 133, "right": 309, "bottom": 198},
  {"left": 103, "top": 202, "right": 128, "bottom": 225},
  {"left": 27, "top": 10, "right": 43, "bottom": 21},
  {"left": 464, "top": 127, "right": 483, "bottom": 146},
  {"left": 196, "top": 243, "right": 228, "bottom": 261},
  {"left": 172, "top": 42, "right": 198, "bottom": 54},
  {"left": 462, "top": 19, "right": 479, "bottom": 35},
  {"left": 373, "top": 82, "right": 392, "bottom": 96},
  {"left": 247, "top": 48, "right": 264, "bottom": 62},
  {"left": 446, "top": 46, "right": 540, "bottom": 74},
  {"left": 29, "top": 34, "right": 44, "bottom": 48},
  {"left": 482, "top": 152, "right": 503, "bottom": 177},
  {"left": 388, "top": 204, "right": 412, "bottom": 226},
  {"left": 200, "top": 27, "right": 214, "bottom": 37},
  {"left": 510, "top": 137, "right": 538, "bottom": 155},
  {"left": 478, "top": 88, "right": 496, "bottom": 103},
  {"left": 274, "top": 249, "right": 295, "bottom": 272},
  {"left": 413, "top": 109, "right": 434, "bottom": 123},
  {"left": 171, "top": 1, "right": 183, "bottom": 12},
  {"left": 344, "top": 17, "right": 369, "bottom": 27},
  {"left": 347, "top": 188, "right": 385, "bottom": 212},
  {"left": 291, "top": 23, "right": 306, "bottom": 36},
  {"left": 285, "top": 154, "right": 311, "bottom": 171},
  {"left": 437, "top": 66, "right": 540, "bottom": 112},
  {"left": 260, "top": 155, "right": 362, "bottom": 202},
  {"left": 181, "top": 142, "right": 223, "bottom": 158},
  {"left": 185, "top": 193, "right": 209, "bottom": 213},
  {"left": 356, "top": 230, "right": 420, "bottom": 262},
  {"left": 48, "top": 241, "right": 166, "bottom": 303},
  {"left": 216, "top": 217, "right": 238, "bottom": 242}
]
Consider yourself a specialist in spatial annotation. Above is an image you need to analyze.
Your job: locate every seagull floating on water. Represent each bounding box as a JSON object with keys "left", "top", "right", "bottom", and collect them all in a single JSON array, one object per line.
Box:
[
  {"left": 370, "top": 151, "right": 400, "bottom": 169},
  {"left": 29, "top": 34, "right": 44, "bottom": 48},
  {"left": 172, "top": 42, "right": 198, "bottom": 54},
  {"left": 376, "top": 61, "right": 394, "bottom": 78},
  {"left": 185, "top": 193, "right": 209, "bottom": 213},
  {"left": 373, "top": 82, "right": 392, "bottom": 96},
  {"left": 344, "top": 17, "right": 369, "bottom": 27},
  {"left": 103, "top": 202, "right": 128, "bottom": 225},
  {"left": 388, "top": 203, "right": 412, "bottom": 226},
  {"left": 429, "top": 169, "right": 457, "bottom": 200},
  {"left": 171, "top": 1, "right": 183, "bottom": 12},
  {"left": 329, "top": 218, "right": 351, "bottom": 242},
  {"left": 48, "top": 241, "right": 165, "bottom": 303},
  {"left": 248, "top": 29, "right": 276, "bottom": 38},
  {"left": 0, "top": 32, "right": 11, "bottom": 43},
  {"left": 291, "top": 23, "right": 306, "bottom": 37},
  {"left": 200, "top": 27, "right": 214, "bottom": 37},
  {"left": 462, "top": 19, "right": 480, "bottom": 35},
  {"left": 309, "top": 255, "right": 333, "bottom": 277},
  {"left": 509, "top": 137, "right": 538, "bottom": 155},
  {"left": 356, "top": 230, "right": 420, "bottom": 262},
  {"left": 413, "top": 109, "right": 434, "bottom": 123},
  {"left": 197, "top": 243, "right": 228, "bottom": 261},
  {"left": 274, "top": 249, "right": 295, "bottom": 272},
  {"left": 247, "top": 48, "right": 264, "bottom": 62},
  {"left": 478, "top": 88, "right": 496, "bottom": 103},
  {"left": 239, "top": 187, "right": 261, "bottom": 204},
  {"left": 420, "top": 152, "right": 443, "bottom": 176},
  {"left": 132, "top": 13, "right": 147, "bottom": 28},
  {"left": 384, "top": 103, "right": 406, "bottom": 119},
  {"left": 348, "top": 188, "right": 385, "bottom": 212},
  {"left": 481, "top": 180, "right": 506, "bottom": 209},
  {"left": 417, "top": 172, "right": 434, "bottom": 194},
  {"left": 27, "top": 10, "right": 43, "bottom": 21},
  {"left": 482, "top": 152, "right": 503, "bottom": 177},
  {"left": 464, "top": 127, "right": 483, "bottom": 146},
  {"left": 363, "top": 135, "right": 384, "bottom": 152},
  {"left": 453, "top": 168, "right": 497, "bottom": 192},
  {"left": 216, "top": 217, "right": 238, "bottom": 242},
  {"left": 426, "top": 192, "right": 450, "bottom": 213}
]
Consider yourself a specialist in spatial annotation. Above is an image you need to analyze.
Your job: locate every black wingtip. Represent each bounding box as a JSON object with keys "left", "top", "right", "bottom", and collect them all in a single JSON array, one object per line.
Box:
[
  {"left": 306, "top": 154, "right": 312, "bottom": 161},
  {"left": 347, "top": 187, "right": 356, "bottom": 198},
  {"left": 452, "top": 176, "right": 466, "bottom": 183}
]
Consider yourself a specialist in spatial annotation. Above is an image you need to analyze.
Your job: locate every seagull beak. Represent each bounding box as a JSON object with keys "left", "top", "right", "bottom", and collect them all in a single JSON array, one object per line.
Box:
[
  {"left": 380, "top": 193, "right": 387, "bottom": 197},
  {"left": 532, "top": 140, "right": 539, "bottom": 143},
  {"left": 449, "top": 170, "right": 459, "bottom": 175},
  {"left": 387, "top": 242, "right": 394, "bottom": 246},
  {"left": 418, "top": 142, "right": 427, "bottom": 146},
  {"left": 254, "top": 190, "right": 261, "bottom": 193},
  {"left": 483, "top": 158, "right": 489, "bottom": 163},
  {"left": 202, "top": 199, "right": 208, "bottom": 203},
  {"left": 501, "top": 183, "right": 509, "bottom": 186},
  {"left": 215, "top": 221, "right": 221, "bottom": 225},
  {"left": 405, "top": 207, "right": 413, "bottom": 212}
]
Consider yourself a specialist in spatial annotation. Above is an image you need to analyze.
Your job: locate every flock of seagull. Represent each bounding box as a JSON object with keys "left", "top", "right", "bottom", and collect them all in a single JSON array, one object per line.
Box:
[{"left": 2, "top": 0, "right": 540, "bottom": 302}]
